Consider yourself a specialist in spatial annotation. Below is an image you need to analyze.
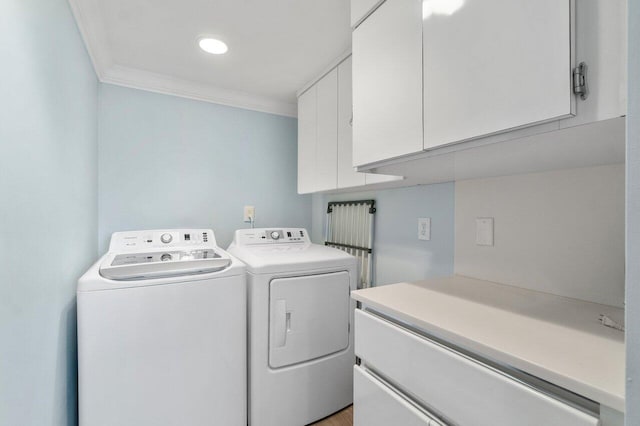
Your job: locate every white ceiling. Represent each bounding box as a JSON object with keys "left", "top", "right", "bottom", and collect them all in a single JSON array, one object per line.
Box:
[{"left": 68, "top": 0, "right": 352, "bottom": 116}]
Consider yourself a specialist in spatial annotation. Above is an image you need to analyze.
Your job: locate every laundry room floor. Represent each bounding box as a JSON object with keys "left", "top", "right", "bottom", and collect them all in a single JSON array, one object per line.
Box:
[{"left": 310, "top": 405, "right": 353, "bottom": 426}]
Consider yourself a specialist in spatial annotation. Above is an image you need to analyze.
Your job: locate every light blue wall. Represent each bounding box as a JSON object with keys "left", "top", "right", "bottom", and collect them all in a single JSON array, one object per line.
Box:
[
  {"left": 98, "top": 84, "right": 311, "bottom": 251},
  {"left": 311, "top": 184, "right": 455, "bottom": 286},
  {"left": 0, "top": 0, "right": 98, "bottom": 425},
  {"left": 626, "top": 0, "right": 639, "bottom": 422}
]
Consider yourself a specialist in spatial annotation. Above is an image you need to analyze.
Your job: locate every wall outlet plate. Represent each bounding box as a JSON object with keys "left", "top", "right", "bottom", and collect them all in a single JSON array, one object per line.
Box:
[
  {"left": 476, "top": 217, "right": 494, "bottom": 246},
  {"left": 418, "top": 218, "right": 431, "bottom": 241},
  {"left": 243, "top": 205, "right": 255, "bottom": 223}
]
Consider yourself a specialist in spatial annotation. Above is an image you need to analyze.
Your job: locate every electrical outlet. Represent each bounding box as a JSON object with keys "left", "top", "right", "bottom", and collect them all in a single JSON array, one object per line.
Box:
[
  {"left": 476, "top": 217, "right": 494, "bottom": 246},
  {"left": 243, "top": 205, "right": 255, "bottom": 223},
  {"left": 418, "top": 218, "right": 431, "bottom": 241}
]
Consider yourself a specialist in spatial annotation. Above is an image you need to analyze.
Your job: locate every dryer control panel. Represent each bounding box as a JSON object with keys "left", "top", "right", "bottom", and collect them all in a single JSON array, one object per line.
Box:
[
  {"left": 108, "top": 229, "right": 217, "bottom": 252},
  {"left": 232, "top": 228, "right": 311, "bottom": 246}
]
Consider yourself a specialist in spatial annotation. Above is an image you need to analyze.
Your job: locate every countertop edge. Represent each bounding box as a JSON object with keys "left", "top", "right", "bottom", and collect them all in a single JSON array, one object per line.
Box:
[{"left": 351, "top": 283, "right": 625, "bottom": 412}]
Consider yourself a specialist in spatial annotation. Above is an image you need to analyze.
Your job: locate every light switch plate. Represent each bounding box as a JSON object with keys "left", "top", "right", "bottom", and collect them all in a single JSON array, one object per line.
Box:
[
  {"left": 476, "top": 217, "right": 494, "bottom": 246},
  {"left": 418, "top": 218, "right": 431, "bottom": 241}
]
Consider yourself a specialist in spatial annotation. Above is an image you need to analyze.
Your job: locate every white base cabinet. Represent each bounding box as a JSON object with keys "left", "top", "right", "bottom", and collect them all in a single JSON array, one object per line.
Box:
[
  {"left": 354, "top": 309, "right": 602, "bottom": 426},
  {"left": 354, "top": 366, "right": 442, "bottom": 426}
]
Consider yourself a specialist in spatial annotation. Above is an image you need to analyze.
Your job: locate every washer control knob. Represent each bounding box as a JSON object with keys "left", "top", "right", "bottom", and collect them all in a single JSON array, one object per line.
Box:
[
  {"left": 270, "top": 231, "right": 280, "bottom": 240},
  {"left": 160, "top": 233, "right": 173, "bottom": 244}
]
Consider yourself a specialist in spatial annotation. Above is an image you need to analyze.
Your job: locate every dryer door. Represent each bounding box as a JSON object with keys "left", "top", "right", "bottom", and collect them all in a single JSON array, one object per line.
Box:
[{"left": 269, "top": 271, "right": 350, "bottom": 368}]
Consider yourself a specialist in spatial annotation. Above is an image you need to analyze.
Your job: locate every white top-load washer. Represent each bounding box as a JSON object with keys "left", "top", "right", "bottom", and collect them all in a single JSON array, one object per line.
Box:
[
  {"left": 227, "top": 228, "right": 357, "bottom": 426},
  {"left": 77, "top": 229, "right": 246, "bottom": 426}
]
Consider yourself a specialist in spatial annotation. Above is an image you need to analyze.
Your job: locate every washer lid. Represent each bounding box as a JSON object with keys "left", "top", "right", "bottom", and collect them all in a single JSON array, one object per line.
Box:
[{"left": 99, "top": 249, "right": 231, "bottom": 280}]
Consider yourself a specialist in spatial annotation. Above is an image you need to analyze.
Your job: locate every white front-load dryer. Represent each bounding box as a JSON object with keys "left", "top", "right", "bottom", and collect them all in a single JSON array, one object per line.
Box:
[
  {"left": 77, "top": 229, "right": 247, "bottom": 426},
  {"left": 227, "top": 228, "right": 357, "bottom": 426}
]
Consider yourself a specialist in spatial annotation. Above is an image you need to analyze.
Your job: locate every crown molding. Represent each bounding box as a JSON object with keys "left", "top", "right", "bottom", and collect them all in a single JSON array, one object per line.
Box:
[
  {"left": 67, "top": 0, "right": 297, "bottom": 117},
  {"left": 102, "top": 65, "right": 297, "bottom": 117},
  {"left": 67, "top": 0, "right": 113, "bottom": 79}
]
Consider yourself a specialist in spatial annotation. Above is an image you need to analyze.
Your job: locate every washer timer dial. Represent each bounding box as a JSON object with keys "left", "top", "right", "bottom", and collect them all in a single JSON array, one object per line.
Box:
[
  {"left": 160, "top": 233, "right": 173, "bottom": 244},
  {"left": 270, "top": 231, "right": 280, "bottom": 240}
]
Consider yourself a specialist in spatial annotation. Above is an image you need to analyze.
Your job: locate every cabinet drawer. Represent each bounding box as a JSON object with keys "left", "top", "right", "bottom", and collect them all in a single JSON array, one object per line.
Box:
[
  {"left": 354, "top": 366, "right": 440, "bottom": 426},
  {"left": 355, "top": 310, "right": 599, "bottom": 426}
]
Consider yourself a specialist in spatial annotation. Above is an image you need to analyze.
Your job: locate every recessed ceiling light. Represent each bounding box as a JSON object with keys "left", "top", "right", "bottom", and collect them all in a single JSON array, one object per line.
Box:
[{"left": 198, "top": 38, "right": 228, "bottom": 55}]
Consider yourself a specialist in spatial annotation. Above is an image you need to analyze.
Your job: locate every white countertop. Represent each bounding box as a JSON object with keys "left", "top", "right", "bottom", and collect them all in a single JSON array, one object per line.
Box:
[{"left": 351, "top": 275, "right": 625, "bottom": 412}]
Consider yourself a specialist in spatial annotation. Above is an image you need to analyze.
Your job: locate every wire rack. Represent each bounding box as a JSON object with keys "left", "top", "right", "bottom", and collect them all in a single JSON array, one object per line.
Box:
[{"left": 325, "top": 200, "right": 376, "bottom": 289}]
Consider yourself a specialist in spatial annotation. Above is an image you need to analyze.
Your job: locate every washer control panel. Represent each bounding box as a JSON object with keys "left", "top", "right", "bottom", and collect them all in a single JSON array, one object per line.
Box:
[
  {"left": 108, "top": 229, "right": 216, "bottom": 252},
  {"left": 233, "top": 228, "right": 310, "bottom": 246}
]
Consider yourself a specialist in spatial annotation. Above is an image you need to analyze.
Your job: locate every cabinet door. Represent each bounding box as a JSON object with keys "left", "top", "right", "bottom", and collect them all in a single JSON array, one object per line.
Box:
[
  {"left": 423, "top": 0, "right": 574, "bottom": 149},
  {"left": 351, "top": 0, "right": 383, "bottom": 27},
  {"left": 560, "top": 0, "right": 627, "bottom": 129},
  {"left": 352, "top": 0, "right": 423, "bottom": 167},
  {"left": 315, "top": 68, "right": 339, "bottom": 192},
  {"left": 337, "top": 57, "right": 367, "bottom": 189},
  {"left": 297, "top": 86, "right": 317, "bottom": 194}
]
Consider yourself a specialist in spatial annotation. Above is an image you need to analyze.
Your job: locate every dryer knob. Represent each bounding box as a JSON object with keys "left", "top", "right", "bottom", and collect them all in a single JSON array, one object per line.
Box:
[
  {"left": 160, "top": 233, "right": 173, "bottom": 244},
  {"left": 270, "top": 231, "right": 280, "bottom": 240}
]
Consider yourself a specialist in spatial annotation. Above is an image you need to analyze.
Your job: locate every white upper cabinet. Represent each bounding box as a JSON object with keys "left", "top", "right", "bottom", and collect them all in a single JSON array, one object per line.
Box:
[
  {"left": 298, "top": 55, "right": 404, "bottom": 193},
  {"left": 315, "top": 68, "right": 339, "bottom": 192},
  {"left": 337, "top": 57, "right": 401, "bottom": 188},
  {"left": 297, "top": 86, "right": 317, "bottom": 194},
  {"left": 351, "top": 0, "right": 383, "bottom": 27},
  {"left": 350, "top": 0, "right": 626, "bottom": 178},
  {"left": 364, "top": 173, "right": 401, "bottom": 185},
  {"left": 352, "top": 0, "right": 424, "bottom": 167},
  {"left": 337, "top": 57, "right": 367, "bottom": 189},
  {"left": 423, "top": 0, "right": 574, "bottom": 149},
  {"left": 297, "top": 68, "right": 339, "bottom": 194},
  {"left": 559, "top": 0, "right": 627, "bottom": 128}
]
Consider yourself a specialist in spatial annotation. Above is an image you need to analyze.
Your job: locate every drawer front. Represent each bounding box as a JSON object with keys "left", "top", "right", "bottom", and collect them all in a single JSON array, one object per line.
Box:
[
  {"left": 354, "top": 366, "right": 438, "bottom": 426},
  {"left": 355, "top": 310, "right": 599, "bottom": 426}
]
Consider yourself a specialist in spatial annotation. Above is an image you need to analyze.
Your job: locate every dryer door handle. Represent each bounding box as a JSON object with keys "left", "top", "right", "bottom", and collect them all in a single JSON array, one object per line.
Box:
[{"left": 271, "top": 299, "right": 287, "bottom": 347}]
